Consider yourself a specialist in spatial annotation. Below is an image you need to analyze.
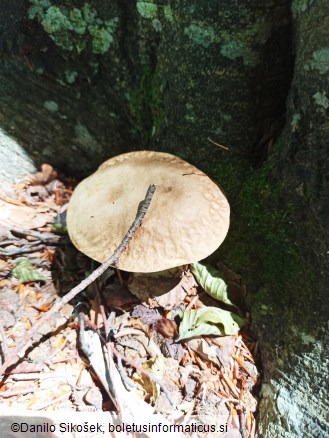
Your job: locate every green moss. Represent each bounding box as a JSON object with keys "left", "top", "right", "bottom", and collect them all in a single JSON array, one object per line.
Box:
[
  {"left": 28, "top": 1, "right": 118, "bottom": 54},
  {"left": 126, "top": 65, "right": 166, "bottom": 145},
  {"left": 210, "top": 148, "right": 314, "bottom": 329},
  {"left": 150, "top": 84, "right": 166, "bottom": 138},
  {"left": 136, "top": 2, "right": 158, "bottom": 19},
  {"left": 184, "top": 103, "right": 196, "bottom": 123},
  {"left": 184, "top": 23, "right": 216, "bottom": 48}
]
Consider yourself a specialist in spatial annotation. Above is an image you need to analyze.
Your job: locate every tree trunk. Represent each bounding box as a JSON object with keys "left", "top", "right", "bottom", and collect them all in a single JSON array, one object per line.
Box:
[
  {"left": 255, "top": 2, "right": 329, "bottom": 436},
  {"left": 0, "top": 1, "right": 328, "bottom": 436}
]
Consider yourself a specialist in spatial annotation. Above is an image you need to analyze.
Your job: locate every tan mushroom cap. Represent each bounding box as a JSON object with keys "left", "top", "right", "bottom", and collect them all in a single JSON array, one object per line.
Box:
[{"left": 67, "top": 151, "right": 230, "bottom": 273}]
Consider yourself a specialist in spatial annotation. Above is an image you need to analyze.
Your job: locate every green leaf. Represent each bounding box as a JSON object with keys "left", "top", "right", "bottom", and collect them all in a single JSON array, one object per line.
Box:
[
  {"left": 190, "top": 262, "right": 236, "bottom": 307},
  {"left": 134, "top": 355, "right": 165, "bottom": 402},
  {"left": 12, "top": 258, "right": 47, "bottom": 283},
  {"left": 176, "top": 307, "right": 245, "bottom": 341}
]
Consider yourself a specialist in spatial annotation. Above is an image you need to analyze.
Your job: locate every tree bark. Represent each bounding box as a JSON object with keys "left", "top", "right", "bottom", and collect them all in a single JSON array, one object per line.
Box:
[
  {"left": 0, "top": 1, "right": 328, "bottom": 436},
  {"left": 255, "top": 2, "right": 329, "bottom": 436}
]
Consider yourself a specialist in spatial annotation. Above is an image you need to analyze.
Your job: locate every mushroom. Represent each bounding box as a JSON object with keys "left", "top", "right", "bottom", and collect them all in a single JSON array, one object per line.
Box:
[{"left": 67, "top": 151, "right": 230, "bottom": 273}]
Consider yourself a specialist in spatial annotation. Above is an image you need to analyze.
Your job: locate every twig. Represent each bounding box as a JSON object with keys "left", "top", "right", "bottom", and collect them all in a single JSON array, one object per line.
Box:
[
  {"left": 93, "top": 272, "right": 110, "bottom": 336},
  {"left": 207, "top": 137, "right": 229, "bottom": 151},
  {"left": 110, "top": 184, "right": 156, "bottom": 267},
  {"left": 78, "top": 313, "right": 117, "bottom": 407},
  {"left": 221, "top": 369, "right": 240, "bottom": 398},
  {"left": 0, "top": 185, "right": 156, "bottom": 375},
  {"left": 10, "top": 226, "right": 60, "bottom": 243},
  {"left": 0, "top": 245, "right": 47, "bottom": 256},
  {"left": 117, "top": 357, "right": 139, "bottom": 390},
  {"left": 0, "top": 239, "right": 20, "bottom": 246},
  {"left": 232, "top": 355, "right": 257, "bottom": 383},
  {"left": 111, "top": 344, "right": 177, "bottom": 409}
]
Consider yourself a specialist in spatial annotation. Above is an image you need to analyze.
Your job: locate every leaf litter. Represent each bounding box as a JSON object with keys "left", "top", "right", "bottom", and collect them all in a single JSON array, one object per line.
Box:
[{"left": 0, "top": 164, "right": 260, "bottom": 437}]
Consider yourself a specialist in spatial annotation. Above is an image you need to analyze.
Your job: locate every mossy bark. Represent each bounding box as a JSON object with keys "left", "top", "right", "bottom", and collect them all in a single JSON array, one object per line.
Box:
[
  {"left": 0, "top": 0, "right": 292, "bottom": 177},
  {"left": 0, "top": 1, "right": 328, "bottom": 436},
  {"left": 254, "top": 2, "right": 329, "bottom": 436}
]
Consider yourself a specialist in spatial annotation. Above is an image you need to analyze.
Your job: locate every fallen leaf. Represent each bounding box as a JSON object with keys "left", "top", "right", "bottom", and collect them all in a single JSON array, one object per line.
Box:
[
  {"left": 26, "top": 164, "right": 58, "bottom": 185},
  {"left": 154, "top": 276, "right": 189, "bottom": 309},
  {"left": 104, "top": 283, "right": 139, "bottom": 309},
  {"left": 12, "top": 258, "right": 47, "bottom": 283},
  {"left": 191, "top": 262, "right": 236, "bottom": 308},
  {"left": 177, "top": 307, "right": 245, "bottom": 341},
  {"left": 154, "top": 318, "right": 178, "bottom": 338},
  {"left": 32, "top": 302, "right": 53, "bottom": 312},
  {"left": 212, "top": 336, "right": 236, "bottom": 367},
  {"left": 133, "top": 355, "right": 165, "bottom": 402},
  {"left": 0, "top": 199, "right": 56, "bottom": 230},
  {"left": 128, "top": 274, "right": 179, "bottom": 305},
  {"left": 185, "top": 338, "right": 222, "bottom": 366}
]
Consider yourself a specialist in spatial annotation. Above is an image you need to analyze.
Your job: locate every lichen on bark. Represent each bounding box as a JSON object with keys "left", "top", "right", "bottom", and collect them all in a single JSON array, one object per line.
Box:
[{"left": 28, "top": 1, "right": 118, "bottom": 54}]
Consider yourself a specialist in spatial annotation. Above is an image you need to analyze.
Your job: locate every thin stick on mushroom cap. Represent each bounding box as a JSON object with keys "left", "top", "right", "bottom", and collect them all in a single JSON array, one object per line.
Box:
[{"left": 67, "top": 151, "right": 230, "bottom": 273}]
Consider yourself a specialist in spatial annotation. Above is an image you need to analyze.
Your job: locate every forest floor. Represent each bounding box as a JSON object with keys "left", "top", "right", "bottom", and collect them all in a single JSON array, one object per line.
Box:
[{"left": 0, "top": 165, "right": 260, "bottom": 438}]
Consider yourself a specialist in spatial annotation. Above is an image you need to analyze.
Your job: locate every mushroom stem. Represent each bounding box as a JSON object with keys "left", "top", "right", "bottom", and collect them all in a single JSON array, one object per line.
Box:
[{"left": 0, "top": 185, "right": 156, "bottom": 375}]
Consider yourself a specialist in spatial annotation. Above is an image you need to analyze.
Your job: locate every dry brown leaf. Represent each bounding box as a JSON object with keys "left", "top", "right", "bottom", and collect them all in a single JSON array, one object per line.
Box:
[
  {"left": 104, "top": 283, "right": 139, "bottom": 309},
  {"left": 212, "top": 336, "right": 236, "bottom": 368},
  {"left": 26, "top": 164, "right": 58, "bottom": 185},
  {"left": 154, "top": 318, "right": 178, "bottom": 338},
  {"left": 59, "top": 303, "right": 74, "bottom": 319},
  {"left": 153, "top": 358, "right": 183, "bottom": 414},
  {"left": 32, "top": 301, "right": 54, "bottom": 312},
  {"left": 154, "top": 278, "right": 188, "bottom": 309},
  {"left": 185, "top": 338, "right": 221, "bottom": 366},
  {"left": 0, "top": 199, "right": 56, "bottom": 230},
  {"left": 128, "top": 274, "right": 179, "bottom": 305}
]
